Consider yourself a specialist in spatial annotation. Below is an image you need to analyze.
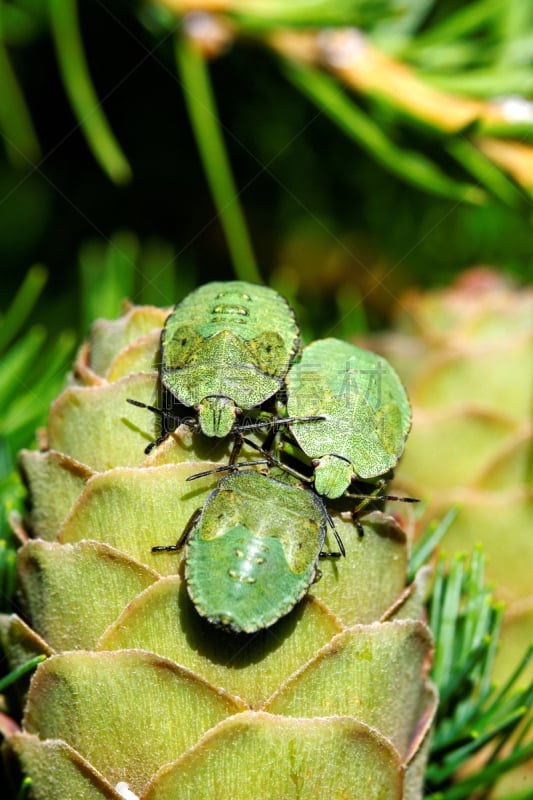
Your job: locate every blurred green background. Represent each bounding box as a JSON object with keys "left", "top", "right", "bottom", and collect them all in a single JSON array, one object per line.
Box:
[{"left": 1, "top": 0, "right": 532, "bottom": 342}]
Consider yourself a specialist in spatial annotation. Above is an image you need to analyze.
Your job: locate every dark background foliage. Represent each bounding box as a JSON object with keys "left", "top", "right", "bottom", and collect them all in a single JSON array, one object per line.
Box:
[{"left": 1, "top": 0, "right": 532, "bottom": 339}]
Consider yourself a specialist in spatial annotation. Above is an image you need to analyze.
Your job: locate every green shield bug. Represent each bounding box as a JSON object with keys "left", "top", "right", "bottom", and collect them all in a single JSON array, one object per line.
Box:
[
  {"left": 152, "top": 469, "right": 342, "bottom": 634},
  {"left": 160, "top": 280, "right": 300, "bottom": 437},
  {"left": 127, "top": 281, "right": 327, "bottom": 453},
  {"left": 285, "top": 338, "right": 411, "bottom": 499}
]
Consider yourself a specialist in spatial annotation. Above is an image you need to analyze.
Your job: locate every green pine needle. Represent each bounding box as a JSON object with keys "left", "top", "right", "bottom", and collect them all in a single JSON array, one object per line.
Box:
[
  {"left": 408, "top": 505, "right": 460, "bottom": 581},
  {"left": 0, "top": 265, "right": 47, "bottom": 352},
  {"left": 282, "top": 60, "right": 487, "bottom": 205},
  {"left": 0, "top": 655, "right": 46, "bottom": 693},
  {"left": 231, "top": 0, "right": 393, "bottom": 31},
  {"left": 425, "top": 548, "right": 533, "bottom": 799},
  {"left": 446, "top": 139, "right": 525, "bottom": 210},
  {"left": 0, "top": 2, "right": 40, "bottom": 166},
  {"left": 48, "top": 0, "right": 132, "bottom": 184},
  {"left": 0, "top": 506, "right": 17, "bottom": 608},
  {"left": 79, "top": 230, "right": 139, "bottom": 332},
  {"left": 175, "top": 32, "right": 262, "bottom": 284},
  {"left": 15, "top": 777, "right": 32, "bottom": 800}
]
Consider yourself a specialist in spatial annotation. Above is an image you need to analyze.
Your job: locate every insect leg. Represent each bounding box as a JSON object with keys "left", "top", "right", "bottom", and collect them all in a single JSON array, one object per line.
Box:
[
  {"left": 322, "top": 503, "right": 346, "bottom": 557},
  {"left": 346, "top": 478, "right": 419, "bottom": 506},
  {"left": 351, "top": 513, "right": 365, "bottom": 539},
  {"left": 347, "top": 482, "right": 419, "bottom": 539},
  {"left": 151, "top": 507, "right": 202, "bottom": 553},
  {"left": 347, "top": 483, "right": 418, "bottom": 535},
  {"left": 240, "top": 436, "right": 314, "bottom": 484},
  {"left": 228, "top": 432, "right": 244, "bottom": 466},
  {"left": 346, "top": 491, "right": 420, "bottom": 504}
]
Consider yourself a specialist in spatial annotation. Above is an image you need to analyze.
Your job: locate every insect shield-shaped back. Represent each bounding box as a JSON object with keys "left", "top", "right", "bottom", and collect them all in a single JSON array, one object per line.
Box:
[
  {"left": 286, "top": 338, "right": 412, "bottom": 499},
  {"left": 184, "top": 470, "right": 328, "bottom": 633},
  {"left": 161, "top": 281, "right": 300, "bottom": 437}
]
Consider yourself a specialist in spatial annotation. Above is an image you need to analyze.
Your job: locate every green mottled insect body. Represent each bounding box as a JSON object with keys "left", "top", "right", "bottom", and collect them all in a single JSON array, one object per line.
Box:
[
  {"left": 185, "top": 470, "right": 327, "bottom": 633},
  {"left": 313, "top": 455, "right": 353, "bottom": 500},
  {"left": 286, "top": 338, "right": 411, "bottom": 499},
  {"left": 161, "top": 281, "right": 300, "bottom": 437}
]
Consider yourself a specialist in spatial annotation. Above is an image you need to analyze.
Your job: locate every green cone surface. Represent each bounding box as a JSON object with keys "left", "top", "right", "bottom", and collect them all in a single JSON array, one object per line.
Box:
[
  {"left": 374, "top": 270, "right": 533, "bottom": 685},
  {"left": 3, "top": 302, "right": 437, "bottom": 799}
]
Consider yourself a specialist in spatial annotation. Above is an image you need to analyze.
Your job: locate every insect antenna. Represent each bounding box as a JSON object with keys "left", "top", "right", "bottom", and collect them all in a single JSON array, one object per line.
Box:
[
  {"left": 185, "top": 428, "right": 297, "bottom": 483},
  {"left": 237, "top": 435, "right": 314, "bottom": 484},
  {"left": 186, "top": 460, "right": 270, "bottom": 482},
  {"left": 234, "top": 414, "right": 324, "bottom": 433},
  {"left": 126, "top": 398, "right": 196, "bottom": 453}
]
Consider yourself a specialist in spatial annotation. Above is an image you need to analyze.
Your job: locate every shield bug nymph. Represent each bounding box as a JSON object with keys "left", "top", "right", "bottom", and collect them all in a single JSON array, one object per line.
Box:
[
  {"left": 286, "top": 338, "right": 412, "bottom": 500},
  {"left": 152, "top": 469, "right": 343, "bottom": 634},
  {"left": 128, "top": 280, "right": 322, "bottom": 452},
  {"left": 161, "top": 281, "right": 301, "bottom": 437}
]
